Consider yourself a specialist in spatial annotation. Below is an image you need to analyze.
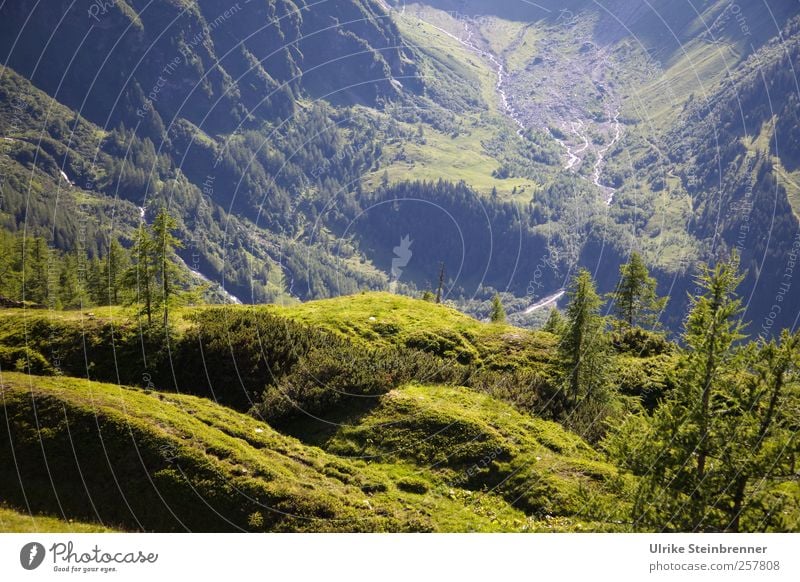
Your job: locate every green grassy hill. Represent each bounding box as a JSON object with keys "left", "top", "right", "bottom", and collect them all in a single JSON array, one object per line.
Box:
[
  {"left": 1, "top": 287, "right": 796, "bottom": 532},
  {"left": 0, "top": 370, "right": 627, "bottom": 532},
  {"left": 0, "top": 292, "right": 643, "bottom": 532},
  {"left": 0, "top": 505, "right": 116, "bottom": 533}
]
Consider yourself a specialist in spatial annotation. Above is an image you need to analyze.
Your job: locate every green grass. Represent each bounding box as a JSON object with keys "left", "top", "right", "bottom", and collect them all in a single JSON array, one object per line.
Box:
[
  {"left": 0, "top": 505, "right": 117, "bottom": 533},
  {"left": 369, "top": 10, "right": 536, "bottom": 199},
  {"left": 362, "top": 124, "right": 535, "bottom": 199},
  {"left": 323, "top": 384, "right": 632, "bottom": 529},
  {"left": 0, "top": 371, "right": 541, "bottom": 532},
  {"left": 267, "top": 292, "right": 556, "bottom": 368},
  {"left": 0, "top": 293, "right": 637, "bottom": 531}
]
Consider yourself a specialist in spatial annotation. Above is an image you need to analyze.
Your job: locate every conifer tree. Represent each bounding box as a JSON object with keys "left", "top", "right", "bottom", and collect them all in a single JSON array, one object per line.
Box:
[
  {"left": 152, "top": 207, "right": 184, "bottom": 327},
  {"left": 560, "top": 269, "right": 608, "bottom": 407},
  {"left": 58, "top": 253, "right": 87, "bottom": 309},
  {"left": 629, "top": 253, "right": 751, "bottom": 531},
  {"left": 0, "top": 231, "right": 19, "bottom": 298},
  {"left": 87, "top": 257, "right": 105, "bottom": 305},
  {"left": 24, "top": 236, "right": 50, "bottom": 305},
  {"left": 126, "top": 223, "right": 155, "bottom": 325},
  {"left": 718, "top": 331, "right": 800, "bottom": 531},
  {"left": 542, "top": 307, "right": 566, "bottom": 335},
  {"left": 608, "top": 251, "right": 666, "bottom": 329},
  {"left": 490, "top": 293, "right": 506, "bottom": 323},
  {"left": 104, "top": 239, "right": 129, "bottom": 305}
]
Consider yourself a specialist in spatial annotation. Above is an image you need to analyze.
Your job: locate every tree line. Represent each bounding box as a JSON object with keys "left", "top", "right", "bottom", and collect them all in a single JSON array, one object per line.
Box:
[
  {"left": 0, "top": 208, "right": 194, "bottom": 326},
  {"left": 543, "top": 251, "right": 798, "bottom": 532}
]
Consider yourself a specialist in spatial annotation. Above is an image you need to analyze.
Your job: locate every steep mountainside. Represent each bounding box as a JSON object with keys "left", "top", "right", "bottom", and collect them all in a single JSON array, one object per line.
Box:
[{"left": 1, "top": 0, "right": 800, "bottom": 333}]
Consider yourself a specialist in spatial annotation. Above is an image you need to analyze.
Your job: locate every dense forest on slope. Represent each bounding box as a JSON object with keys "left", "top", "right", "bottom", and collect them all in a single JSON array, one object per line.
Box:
[{"left": 2, "top": 0, "right": 800, "bottom": 332}]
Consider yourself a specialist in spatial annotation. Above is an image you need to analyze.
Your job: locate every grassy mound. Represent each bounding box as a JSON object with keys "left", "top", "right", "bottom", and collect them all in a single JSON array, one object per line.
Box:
[
  {"left": 271, "top": 292, "right": 557, "bottom": 368},
  {"left": 0, "top": 294, "right": 646, "bottom": 531},
  {"left": 0, "top": 505, "right": 116, "bottom": 533},
  {"left": 322, "top": 384, "right": 632, "bottom": 529},
  {"left": 0, "top": 372, "right": 537, "bottom": 532}
]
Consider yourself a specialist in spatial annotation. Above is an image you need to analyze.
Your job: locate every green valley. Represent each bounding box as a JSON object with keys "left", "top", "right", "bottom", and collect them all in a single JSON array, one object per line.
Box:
[{"left": 1, "top": 0, "right": 799, "bottom": 536}]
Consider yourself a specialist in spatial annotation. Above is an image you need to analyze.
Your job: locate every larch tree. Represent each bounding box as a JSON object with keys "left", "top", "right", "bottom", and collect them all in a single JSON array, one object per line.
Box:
[
  {"left": 558, "top": 268, "right": 609, "bottom": 438},
  {"left": 608, "top": 251, "right": 667, "bottom": 329},
  {"left": 490, "top": 293, "right": 506, "bottom": 323},
  {"left": 630, "top": 253, "right": 749, "bottom": 531},
  {"left": 127, "top": 223, "right": 155, "bottom": 325},
  {"left": 152, "top": 207, "right": 184, "bottom": 327}
]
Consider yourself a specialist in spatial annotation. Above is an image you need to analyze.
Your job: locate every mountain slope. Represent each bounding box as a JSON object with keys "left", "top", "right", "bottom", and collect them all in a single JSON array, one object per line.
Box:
[
  {"left": 0, "top": 0, "right": 419, "bottom": 135},
  {"left": 0, "top": 370, "right": 628, "bottom": 532}
]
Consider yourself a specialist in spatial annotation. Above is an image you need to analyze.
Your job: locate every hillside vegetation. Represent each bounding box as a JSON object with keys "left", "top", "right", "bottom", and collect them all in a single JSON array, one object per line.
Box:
[
  {"left": 0, "top": 370, "right": 628, "bottom": 532},
  {"left": 2, "top": 249, "right": 797, "bottom": 532}
]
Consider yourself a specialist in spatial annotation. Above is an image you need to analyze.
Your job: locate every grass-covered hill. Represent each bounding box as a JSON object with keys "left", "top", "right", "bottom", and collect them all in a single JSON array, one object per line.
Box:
[
  {"left": 0, "top": 291, "right": 641, "bottom": 532},
  {"left": 1, "top": 271, "right": 798, "bottom": 533},
  {"left": 0, "top": 505, "right": 116, "bottom": 533},
  {"left": 0, "top": 373, "right": 628, "bottom": 532}
]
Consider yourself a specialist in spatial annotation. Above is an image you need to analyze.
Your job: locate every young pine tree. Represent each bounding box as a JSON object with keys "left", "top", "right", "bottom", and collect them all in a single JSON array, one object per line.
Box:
[
  {"left": 151, "top": 207, "right": 184, "bottom": 327},
  {"left": 490, "top": 293, "right": 506, "bottom": 323},
  {"left": 608, "top": 251, "right": 666, "bottom": 329},
  {"left": 558, "top": 269, "right": 609, "bottom": 439},
  {"left": 630, "top": 253, "right": 748, "bottom": 531}
]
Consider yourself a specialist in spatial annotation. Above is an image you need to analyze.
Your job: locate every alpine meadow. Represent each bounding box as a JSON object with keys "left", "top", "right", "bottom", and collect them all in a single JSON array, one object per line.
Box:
[{"left": 1, "top": 0, "right": 800, "bottom": 537}]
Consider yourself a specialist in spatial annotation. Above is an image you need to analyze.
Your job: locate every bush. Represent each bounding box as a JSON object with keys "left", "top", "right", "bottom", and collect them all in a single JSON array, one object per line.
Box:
[
  {"left": 610, "top": 354, "right": 676, "bottom": 411},
  {"left": 396, "top": 478, "right": 429, "bottom": 494},
  {"left": 253, "top": 339, "right": 469, "bottom": 425},
  {"left": 0, "top": 346, "right": 54, "bottom": 375},
  {"left": 174, "top": 309, "right": 324, "bottom": 409},
  {"left": 404, "top": 329, "right": 479, "bottom": 364},
  {"left": 467, "top": 367, "right": 564, "bottom": 419},
  {"left": 611, "top": 328, "right": 672, "bottom": 357}
]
